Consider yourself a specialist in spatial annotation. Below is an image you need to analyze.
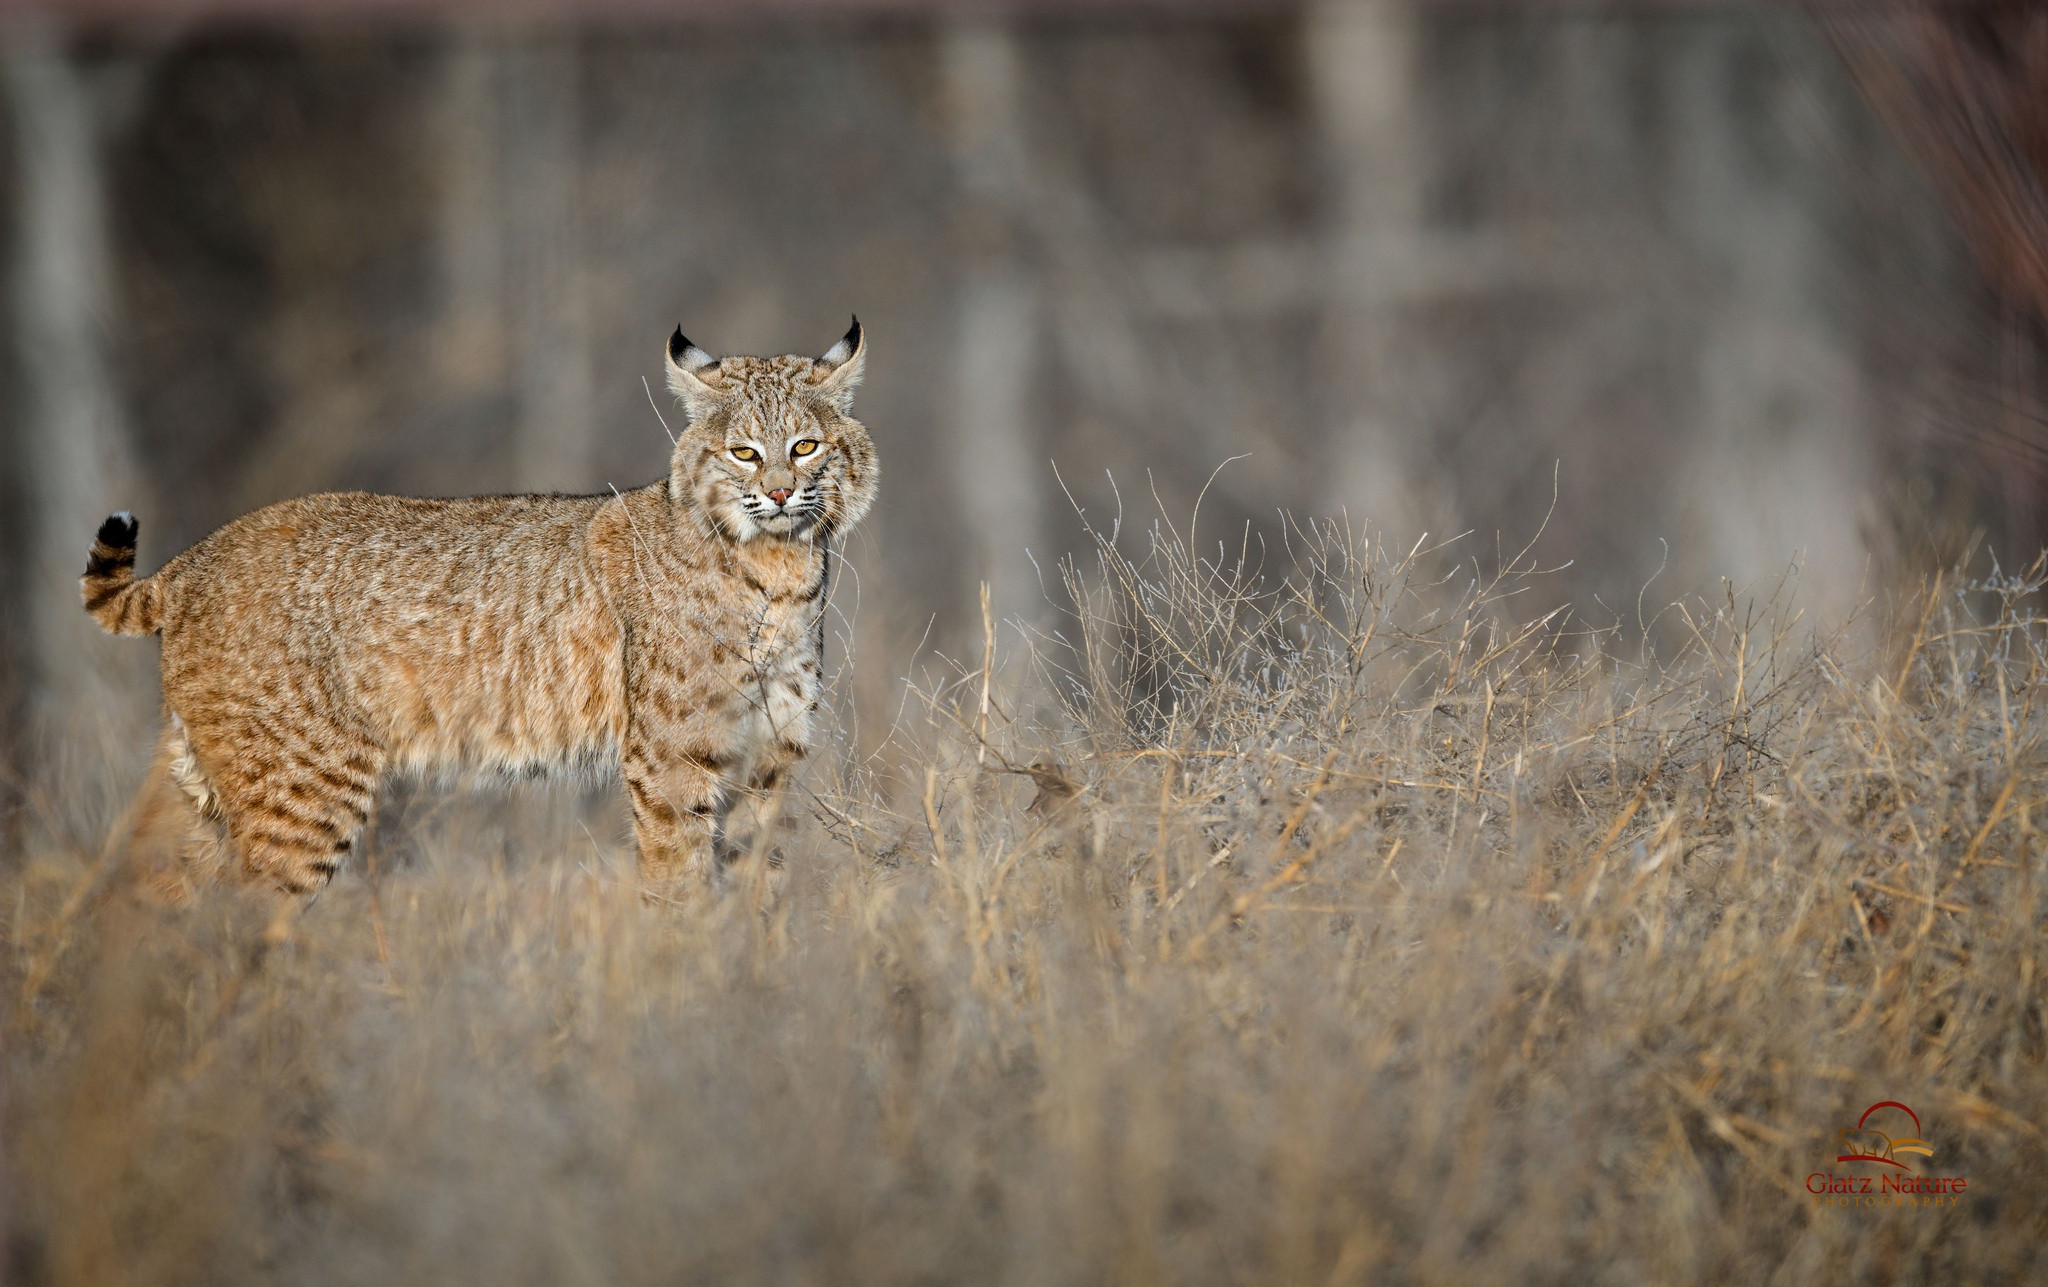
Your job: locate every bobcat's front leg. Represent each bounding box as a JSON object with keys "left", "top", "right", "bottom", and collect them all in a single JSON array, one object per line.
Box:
[
  {"left": 619, "top": 628, "right": 735, "bottom": 884},
  {"left": 724, "top": 741, "right": 806, "bottom": 867},
  {"left": 622, "top": 737, "right": 728, "bottom": 883}
]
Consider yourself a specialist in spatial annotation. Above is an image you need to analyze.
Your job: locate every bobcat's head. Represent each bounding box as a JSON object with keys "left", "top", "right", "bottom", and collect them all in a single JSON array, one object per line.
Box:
[{"left": 665, "top": 319, "right": 879, "bottom": 543}]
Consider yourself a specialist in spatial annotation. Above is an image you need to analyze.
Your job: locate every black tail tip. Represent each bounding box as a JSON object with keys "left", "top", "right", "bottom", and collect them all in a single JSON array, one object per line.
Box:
[{"left": 97, "top": 512, "right": 138, "bottom": 548}]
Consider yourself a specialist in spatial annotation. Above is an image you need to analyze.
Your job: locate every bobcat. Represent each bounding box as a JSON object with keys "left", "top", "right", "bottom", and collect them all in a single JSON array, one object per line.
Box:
[{"left": 82, "top": 320, "right": 877, "bottom": 896}]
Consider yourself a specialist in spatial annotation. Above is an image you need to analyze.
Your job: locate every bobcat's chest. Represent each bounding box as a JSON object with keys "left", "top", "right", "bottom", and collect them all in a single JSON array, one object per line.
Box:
[
  {"left": 734, "top": 629, "right": 820, "bottom": 748},
  {"left": 594, "top": 494, "right": 831, "bottom": 767},
  {"left": 685, "top": 543, "right": 827, "bottom": 760},
  {"left": 725, "top": 562, "right": 825, "bottom": 751}
]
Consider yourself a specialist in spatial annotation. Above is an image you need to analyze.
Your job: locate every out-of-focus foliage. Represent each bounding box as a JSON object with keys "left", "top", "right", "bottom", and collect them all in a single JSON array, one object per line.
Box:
[{"left": 7, "top": 516, "right": 2047, "bottom": 1283}]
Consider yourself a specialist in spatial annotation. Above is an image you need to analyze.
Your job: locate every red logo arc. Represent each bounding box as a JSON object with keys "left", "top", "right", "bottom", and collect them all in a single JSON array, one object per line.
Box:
[{"left": 1858, "top": 1101, "right": 1921, "bottom": 1134}]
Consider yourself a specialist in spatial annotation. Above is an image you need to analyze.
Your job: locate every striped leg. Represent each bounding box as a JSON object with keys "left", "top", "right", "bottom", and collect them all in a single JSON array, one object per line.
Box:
[
  {"left": 623, "top": 738, "right": 727, "bottom": 883},
  {"left": 210, "top": 733, "right": 383, "bottom": 896}
]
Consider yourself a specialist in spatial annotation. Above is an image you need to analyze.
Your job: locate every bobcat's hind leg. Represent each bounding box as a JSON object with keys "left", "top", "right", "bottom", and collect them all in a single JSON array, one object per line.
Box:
[
  {"left": 117, "top": 719, "right": 231, "bottom": 902},
  {"left": 204, "top": 728, "right": 385, "bottom": 897}
]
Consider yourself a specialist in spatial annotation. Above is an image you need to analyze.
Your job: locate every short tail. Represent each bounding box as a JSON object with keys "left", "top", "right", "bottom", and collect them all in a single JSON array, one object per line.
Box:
[{"left": 82, "top": 512, "right": 164, "bottom": 636}]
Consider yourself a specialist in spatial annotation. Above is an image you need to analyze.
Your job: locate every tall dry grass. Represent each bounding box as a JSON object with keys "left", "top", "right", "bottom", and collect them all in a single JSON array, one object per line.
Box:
[{"left": 5, "top": 514, "right": 2047, "bottom": 1285}]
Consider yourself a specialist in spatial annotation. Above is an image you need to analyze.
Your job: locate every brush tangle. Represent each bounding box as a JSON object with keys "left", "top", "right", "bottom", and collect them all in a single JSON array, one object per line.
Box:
[{"left": 81, "top": 321, "right": 878, "bottom": 894}]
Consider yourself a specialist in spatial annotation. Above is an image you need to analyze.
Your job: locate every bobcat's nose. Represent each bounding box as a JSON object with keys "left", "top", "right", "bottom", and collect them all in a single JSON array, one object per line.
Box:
[{"left": 766, "top": 488, "right": 794, "bottom": 507}]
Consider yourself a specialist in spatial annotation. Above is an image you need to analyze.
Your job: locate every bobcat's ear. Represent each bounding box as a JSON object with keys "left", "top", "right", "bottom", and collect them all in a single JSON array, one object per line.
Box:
[
  {"left": 809, "top": 316, "right": 865, "bottom": 413},
  {"left": 665, "top": 326, "right": 725, "bottom": 418}
]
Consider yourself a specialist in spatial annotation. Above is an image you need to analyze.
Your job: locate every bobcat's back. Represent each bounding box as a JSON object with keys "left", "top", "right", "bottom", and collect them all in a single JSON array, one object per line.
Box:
[{"left": 155, "top": 491, "right": 627, "bottom": 777}]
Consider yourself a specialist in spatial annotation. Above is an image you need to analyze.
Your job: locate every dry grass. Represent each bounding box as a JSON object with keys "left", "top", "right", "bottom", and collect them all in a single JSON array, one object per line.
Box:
[{"left": 6, "top": 515, "right": 2048, "bottom": 1285}]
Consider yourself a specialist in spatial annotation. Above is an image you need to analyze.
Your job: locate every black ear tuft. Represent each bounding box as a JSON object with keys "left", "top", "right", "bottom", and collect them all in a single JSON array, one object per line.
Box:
[
  {"left": 97, "top": 512, "right": 138, "bottom": 548},
  {"left": 817, "top": 316, "right": 864, "bottom": 370},
  {"left": 669, "top": 326, "right": 691, "bottom": 364}
]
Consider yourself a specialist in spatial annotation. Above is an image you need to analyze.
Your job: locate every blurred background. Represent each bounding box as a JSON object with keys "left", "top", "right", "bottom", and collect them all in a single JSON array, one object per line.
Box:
[{"left": 2, "top": 0, "right": 2045, "bottom": 813}]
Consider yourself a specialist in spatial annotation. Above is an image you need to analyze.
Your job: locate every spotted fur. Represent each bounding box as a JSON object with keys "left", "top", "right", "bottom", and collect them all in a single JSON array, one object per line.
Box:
[{"left": 85, "top": 320, "right": 877, "bottom": 895}]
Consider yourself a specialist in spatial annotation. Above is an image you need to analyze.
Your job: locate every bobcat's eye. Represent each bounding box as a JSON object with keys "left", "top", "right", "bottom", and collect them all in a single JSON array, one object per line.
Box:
[
  {"left": 791, "top": 439, "right": 820, "bottom": 458},
  {"left": 729, "top": 446, "right": 760, "bottom": 463}
]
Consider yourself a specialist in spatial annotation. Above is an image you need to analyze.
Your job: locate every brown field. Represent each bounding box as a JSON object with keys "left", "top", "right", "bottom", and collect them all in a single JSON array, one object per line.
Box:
[{"left": 6, "top": 519, "right": 2047, "bottom": 1285}]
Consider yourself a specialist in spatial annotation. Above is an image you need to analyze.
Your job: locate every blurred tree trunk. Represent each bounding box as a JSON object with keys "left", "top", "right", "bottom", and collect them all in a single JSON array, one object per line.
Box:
[
  {"left": 1668, "top": 25, "right": 1865, "bottom": 600},
  {"left": 1306, "top": 0, "right": 1433, "bottom": 536},
  {"left": 435, "top": 26, "right": 592, "bottom": 494},
  {"left": 4, "top": 33, "right": 152, "bottom": 785},
  {"left": 433, "top": 31, "right": 507, "bottom": 403},
  {"left": 503, "top": 33, "right": 591, "bottom": 493},
  {"left": 942, "top": 17, "right": 1042, "bottom": 617}
]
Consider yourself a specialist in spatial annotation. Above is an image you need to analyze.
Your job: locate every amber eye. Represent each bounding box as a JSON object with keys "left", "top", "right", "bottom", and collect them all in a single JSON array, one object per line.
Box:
[
  {"left": 730, "top": 446, "right": 760, "bottom": 463},
  {"left": 791, "top": 439, "right": 820, "bottom": 458}
]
